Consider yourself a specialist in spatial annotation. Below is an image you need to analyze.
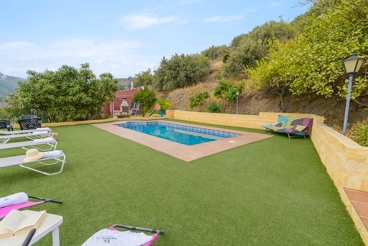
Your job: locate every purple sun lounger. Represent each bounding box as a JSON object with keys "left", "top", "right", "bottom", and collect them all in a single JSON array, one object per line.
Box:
[{"left": 0, "top": 195, "right": 62, "bottom": 219}]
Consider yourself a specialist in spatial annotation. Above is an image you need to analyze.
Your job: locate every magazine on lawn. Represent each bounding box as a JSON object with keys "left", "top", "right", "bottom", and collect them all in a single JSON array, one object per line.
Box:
[{"left": 0, "top": 210, "right": 46, "bottom": 238}]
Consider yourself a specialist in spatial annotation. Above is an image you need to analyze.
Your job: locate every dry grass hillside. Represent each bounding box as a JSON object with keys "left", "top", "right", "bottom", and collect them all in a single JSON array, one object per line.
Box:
[{"left": 155, "top": 59, "right": 368, "bottom": 138}]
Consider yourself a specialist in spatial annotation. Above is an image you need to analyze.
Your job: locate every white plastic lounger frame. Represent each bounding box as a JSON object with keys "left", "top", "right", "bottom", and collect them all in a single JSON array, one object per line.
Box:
[
  {"left": 0, "top": 131, "right": 54, "bottom": 144},
  {"left": 0, "top": 150, "right": 66, "bottom": 176},
  {"left": 0, "top": 139, "right": 57, "bottom": 151},
  {"left": 0, "top": 127, "right": 52, "bottom": 135}
]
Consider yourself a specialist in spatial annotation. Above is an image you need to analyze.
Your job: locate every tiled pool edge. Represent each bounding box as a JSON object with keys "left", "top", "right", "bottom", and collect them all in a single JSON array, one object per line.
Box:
[
  {"left": 93, "top": 121, "right": 273, "bottom": 162},
  {"left": 115, "top": 121, "right": 240, "bottom": 145}
]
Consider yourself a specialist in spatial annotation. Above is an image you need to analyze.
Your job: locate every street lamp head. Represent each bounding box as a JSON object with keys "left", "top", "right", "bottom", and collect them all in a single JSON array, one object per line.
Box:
[
  {"left": 236, "top": 90, "right": 239, "bottom": 96},
  {"left": 343, "top": 53, "right": 364, "bottom": 74}
]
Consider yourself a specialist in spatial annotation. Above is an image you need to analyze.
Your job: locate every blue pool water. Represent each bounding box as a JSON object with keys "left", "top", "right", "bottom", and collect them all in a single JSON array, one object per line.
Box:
[{"left": 115, "top": 122, "right": 240, "bottom": 146}]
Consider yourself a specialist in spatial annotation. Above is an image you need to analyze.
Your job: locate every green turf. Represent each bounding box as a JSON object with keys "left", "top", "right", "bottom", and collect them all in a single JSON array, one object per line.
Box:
[{"left": 0, "top": 120, "right": 364, "bottom": 245}]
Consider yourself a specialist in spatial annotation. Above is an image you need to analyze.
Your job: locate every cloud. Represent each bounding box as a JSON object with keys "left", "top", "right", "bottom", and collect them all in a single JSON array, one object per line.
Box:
[
  {"left": 203, "top": 15, "right": 243, "bottom": 23},
  {"left": 244, "top": 7, "right": 257, "bottom": 13},
  {"left": 0, "top": 38, "right": 158, "bottom": 78},
  {"left": 122, "top": 14, "right": 182, "bottom": 29}
]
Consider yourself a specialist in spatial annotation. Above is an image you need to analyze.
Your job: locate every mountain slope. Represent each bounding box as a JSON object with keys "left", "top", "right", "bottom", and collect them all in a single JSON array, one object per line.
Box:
[{"left": 0, "top": 72, "right": 24, "bottom": 98}]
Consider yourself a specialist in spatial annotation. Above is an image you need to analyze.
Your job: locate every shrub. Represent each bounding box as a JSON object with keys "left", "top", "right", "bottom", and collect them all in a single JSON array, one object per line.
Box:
[
  {"left": 117, "top": 114, "right": 130, "bottom": 118},
  {"left": 156, "top": 98, "right": 171, "bottom": 114},
  {"left": 352, "top": 120, "right": 368, "bottom": 146},
  {"left": 201, "top": 45, "right": 229, "bottom": 60},
  {"left": 207, "top": 101, "right": 220, "bottom": 113},
  {"left": 222, "top": 50, "right": 230, "bottom": 63},
  {"left": 216, "top": 70, "right": 222, "bottom": 80},
  {"left": 189, "top": 92, "right": 210, "bottom": 110},
  {"left": 153, "top": 53, "right": 211, "bottom": 91}
]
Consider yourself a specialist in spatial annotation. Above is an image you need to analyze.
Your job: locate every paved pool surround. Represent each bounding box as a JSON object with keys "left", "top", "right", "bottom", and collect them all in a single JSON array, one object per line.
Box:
[{"left": 93, "top": 121, "right": 272, "bottom": 162}]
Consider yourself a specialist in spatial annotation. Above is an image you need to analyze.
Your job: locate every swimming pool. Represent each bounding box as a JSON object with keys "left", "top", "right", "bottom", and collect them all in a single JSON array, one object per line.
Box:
[{"left": 115, "top": 122, "right": 240, "bottom": 146}]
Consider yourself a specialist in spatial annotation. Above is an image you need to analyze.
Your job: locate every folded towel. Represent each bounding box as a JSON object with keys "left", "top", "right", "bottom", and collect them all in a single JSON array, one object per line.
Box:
[
  {"left": 44, "top": 150, "right": 62, "bottom": 158},
  {"left": 33, "top": 131, "right": 48, "bottom": 135},
  {"left": 36, "top": 128, "right": 50, "bottom": 131},
  {"left": 34, "top": 137, "right": 55, "bottom": 144},
  {"left": 0, "top": 192, "right": 28, "bottom": 208}
]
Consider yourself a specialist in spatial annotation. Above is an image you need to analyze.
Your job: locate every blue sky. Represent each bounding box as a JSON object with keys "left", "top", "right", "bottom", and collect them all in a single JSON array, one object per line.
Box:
[{"left": 0, "top": 0, "right": 310, "bottom": 79}]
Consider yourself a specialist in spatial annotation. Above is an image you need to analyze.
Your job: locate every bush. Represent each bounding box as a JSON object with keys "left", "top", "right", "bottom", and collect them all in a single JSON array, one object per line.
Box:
[
  {"left": 153, "top": 53, "right": 211, "bottom": 91},
  {"left": 156, "top": 98, "right": 171, "bottom": 113},
  {"left": 222, "top": 51, "right": 230, "bottom": 63},
  {"left": 201, "top": 45, "right": 229, "bottom": 60},
  {"left": 189, "top": 92, "right": 210, "bottom": 110},
  {"left": 117, "top": 114, "right": 130, "bottom": 118},
  {"left": 352, "top": 120, "right": 368, "bottom": 146},
  {"left": 216, "top": 70, "right": 222, "bottom": 80},
  {"left": 207, "top": 101, "right": 220, "bottom": 113}
]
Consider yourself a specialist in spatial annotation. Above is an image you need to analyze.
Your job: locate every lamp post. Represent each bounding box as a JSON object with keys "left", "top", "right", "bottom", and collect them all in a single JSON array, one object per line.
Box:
[
  {"left": 236, "top": 90, "right": 239, "bottom": 114},
  {"left": 342, "top": 53, "right": 364, "bottom": 136}
]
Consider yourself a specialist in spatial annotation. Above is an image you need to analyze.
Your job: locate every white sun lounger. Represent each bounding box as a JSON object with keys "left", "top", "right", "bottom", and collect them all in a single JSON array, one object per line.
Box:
[
  {"left": 0, "top": 138, "right": 57, "bottom": 151},
  {"left": 0, "top": 131, "right": 55, "bottom": 144},
  {"left": 0, "top": 150, "right": 66, "bottom": 176},
  {"left": 0, "top": 127, "right": 52, "bottom": 135}
]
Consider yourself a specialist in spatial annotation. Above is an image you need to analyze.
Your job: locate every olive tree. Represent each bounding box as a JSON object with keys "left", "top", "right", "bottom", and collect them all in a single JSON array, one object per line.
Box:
[{"left": 153, "top": 53, "right": 210, "bottom": 91}]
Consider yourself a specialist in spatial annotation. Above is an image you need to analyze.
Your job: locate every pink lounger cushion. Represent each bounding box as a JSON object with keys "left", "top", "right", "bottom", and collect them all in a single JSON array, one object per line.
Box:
[
  {"left": 0, "top": 201, "right": 43, "bottom": 218},
  {"left": 144, "top": 233, "right": 158, "bottom": 246}
]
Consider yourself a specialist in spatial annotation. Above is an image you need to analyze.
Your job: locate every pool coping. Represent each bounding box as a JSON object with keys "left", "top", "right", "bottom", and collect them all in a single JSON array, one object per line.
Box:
[{"left": 93, "top": 120, "right": 273, "bottom": 162}]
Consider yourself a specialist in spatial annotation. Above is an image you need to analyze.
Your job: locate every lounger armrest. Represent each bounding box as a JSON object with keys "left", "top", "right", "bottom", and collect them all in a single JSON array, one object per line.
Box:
[
  {"left": 112, "top": 224, "right": 164, "bottom": 234},
  {"left": 28, "top": 195, "right": 63, "bottom": 204}
]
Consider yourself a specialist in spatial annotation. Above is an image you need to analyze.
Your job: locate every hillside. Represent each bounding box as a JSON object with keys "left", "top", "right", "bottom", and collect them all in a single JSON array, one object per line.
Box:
[
  {"left": 161, "top": 60, "right": 368, "bottom": 139},
  {"left": 116, "top": 77, "right": 134, "bottom": 90},
  {"left": 0, "top": 72, "right": 24, "bottom": 98}
]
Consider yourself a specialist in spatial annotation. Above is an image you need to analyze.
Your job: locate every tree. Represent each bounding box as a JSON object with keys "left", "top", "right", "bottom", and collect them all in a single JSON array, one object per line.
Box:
[
  {"left": 189, "top": 92, "right": 210, "bottom": 111},
  {"left": 153, "top": 53, "right": 211, "bottom": 91},
  {"left": 248, "top": 0, "right": 368, "bottom": 106},
  {"left": 247, "top": 39, "right": 295, "bottom": 112},
  {"left": 152, "top": 57, "right": 168, "bottom": 91},
  {"left": 6, "top": 63, "right": 118, "bottom": 122},
  {"left": 118, "top": 84, "right": 130, "bottom": 90},
  {"left": 223, "top": 39, "right": 267, "bottom": 78},
  {"left": 156, "top": 98, "right": 171, "bottom": 114},
  {"left": 132, "top": 87, "right": 157, "bottom": 117},
  {"left": 134, "top": 69, "right": 154, "bottom": 87},
  {"left": 214, "top": 80, "right": 245, "bottom": 113},
  {"left": 201, "top": 45, "right": 229, "bottom": 60},
  {"left": 223, "top": 20, "right": 295, "bottom": 79}
]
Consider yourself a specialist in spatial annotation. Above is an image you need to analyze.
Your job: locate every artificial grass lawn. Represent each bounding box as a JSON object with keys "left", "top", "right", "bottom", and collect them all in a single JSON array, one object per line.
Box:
[{"left": 0, "top": 120, "right": 364, "bottom": 245}]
